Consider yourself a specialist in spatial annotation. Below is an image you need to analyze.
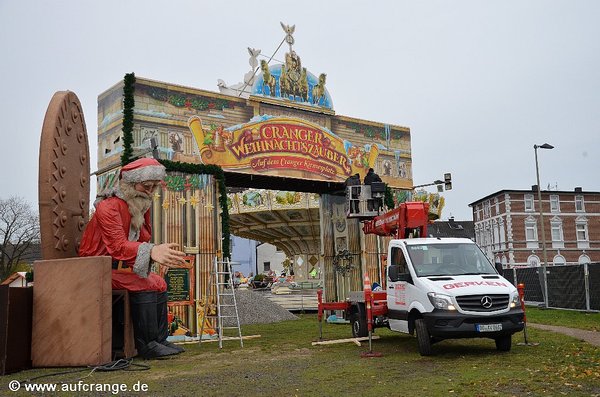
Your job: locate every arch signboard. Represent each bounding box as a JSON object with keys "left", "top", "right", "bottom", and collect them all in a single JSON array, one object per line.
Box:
[{"left": 188, "top": 115, "right": 379, "bottom": 183}]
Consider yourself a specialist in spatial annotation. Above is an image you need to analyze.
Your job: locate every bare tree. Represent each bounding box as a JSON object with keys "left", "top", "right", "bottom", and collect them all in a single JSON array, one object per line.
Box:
[{"left": 0, "top": 196, "right": 40, "bottom": 280}]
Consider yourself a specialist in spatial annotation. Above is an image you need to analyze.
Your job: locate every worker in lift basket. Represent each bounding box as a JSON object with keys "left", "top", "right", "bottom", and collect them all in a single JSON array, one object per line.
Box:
[
  {"left": 345, "top": 173, "right": 361, "bottom": 213},
  {"left": 364, "top": 168, "right": 382, "bottom": 211},
  {"left": 79, "top": 158, "right": 186, "bottom": 359}
]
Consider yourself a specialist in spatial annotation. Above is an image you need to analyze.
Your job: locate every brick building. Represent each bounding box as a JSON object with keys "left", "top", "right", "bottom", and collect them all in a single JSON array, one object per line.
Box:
[{"left": 469, "top": 187, "right": 599, "bottom": 267}]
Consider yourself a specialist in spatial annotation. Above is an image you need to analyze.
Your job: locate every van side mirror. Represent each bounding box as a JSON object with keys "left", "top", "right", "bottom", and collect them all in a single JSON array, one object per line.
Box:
[
  {"left": 388, "top": 265, "right": 412, "bottom": 284},
  {"left": 495, "top": 262, "right": 503, "bottom": 274}
]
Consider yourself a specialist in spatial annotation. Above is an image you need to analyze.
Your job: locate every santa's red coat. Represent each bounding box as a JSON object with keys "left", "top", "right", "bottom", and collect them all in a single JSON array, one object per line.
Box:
[{"left": 79, "top": 196, "right": 167, "bottom": 292}]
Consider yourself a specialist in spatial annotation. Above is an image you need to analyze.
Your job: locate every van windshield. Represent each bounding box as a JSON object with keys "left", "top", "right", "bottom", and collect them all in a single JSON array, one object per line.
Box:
[{"left": 406, "top": 243, "right": 497, "bottom": 277}]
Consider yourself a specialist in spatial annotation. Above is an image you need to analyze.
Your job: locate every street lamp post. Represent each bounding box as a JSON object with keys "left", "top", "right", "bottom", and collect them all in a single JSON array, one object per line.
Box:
[{"left": 534, "top": 143, "right": 554, "bottom": 308}]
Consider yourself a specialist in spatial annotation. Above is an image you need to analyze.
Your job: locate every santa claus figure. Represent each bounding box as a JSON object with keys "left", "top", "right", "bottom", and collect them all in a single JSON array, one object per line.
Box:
[{"left": 79, "top": 158, "right": 186, "bottom": 359}]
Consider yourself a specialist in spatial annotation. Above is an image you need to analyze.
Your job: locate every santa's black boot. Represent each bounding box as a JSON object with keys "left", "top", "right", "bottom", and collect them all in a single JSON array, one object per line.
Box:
[
  {"left": 157, "top": 291, "right": 184, "bottom": 353},
  {"left": 130, "top": 291, "right": 179, "bottom": 359}
]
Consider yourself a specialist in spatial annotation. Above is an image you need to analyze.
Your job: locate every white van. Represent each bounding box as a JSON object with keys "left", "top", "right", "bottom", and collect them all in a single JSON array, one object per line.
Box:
[{"left": 384, "top": 237, "right": 524, "bottom": 355}]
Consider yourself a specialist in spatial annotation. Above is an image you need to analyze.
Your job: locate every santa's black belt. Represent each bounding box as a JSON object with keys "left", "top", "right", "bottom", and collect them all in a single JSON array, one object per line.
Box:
[
  {"left": 112, "top": 260, "right": 133, "bottom": 273},
  {"left": 112, "top": 260, "right": 126, "bottom": 269}
]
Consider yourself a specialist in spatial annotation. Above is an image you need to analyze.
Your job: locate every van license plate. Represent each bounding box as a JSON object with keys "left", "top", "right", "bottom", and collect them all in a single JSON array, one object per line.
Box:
[{"left": 476, "top": 323, "right": 502, "bottom": 332}]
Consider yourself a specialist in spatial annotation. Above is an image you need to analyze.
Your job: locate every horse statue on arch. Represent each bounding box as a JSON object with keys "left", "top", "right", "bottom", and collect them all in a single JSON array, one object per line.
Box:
[
  {"left": 312, "top": 73, "right": 327, "bottom": 105},
  {"left": 299, "top": 68, "right": 309, "bottom": 102},
  {"left": 260, "top": 60, "right": 276, "bottom": 97},
  {"left": 280, "top": 64, "right": 291, "bottom": 99}
]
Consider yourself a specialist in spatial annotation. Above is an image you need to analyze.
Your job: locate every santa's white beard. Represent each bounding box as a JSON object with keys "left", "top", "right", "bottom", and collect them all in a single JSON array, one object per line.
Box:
[{"left": 119, "top": 181, "right": 152, "bottom": 231}]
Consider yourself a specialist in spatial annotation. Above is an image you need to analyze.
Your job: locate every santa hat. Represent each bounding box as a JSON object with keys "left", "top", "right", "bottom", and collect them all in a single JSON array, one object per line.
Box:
[{"left": 120, "top": 158, "right": 166, "bottom": 183}]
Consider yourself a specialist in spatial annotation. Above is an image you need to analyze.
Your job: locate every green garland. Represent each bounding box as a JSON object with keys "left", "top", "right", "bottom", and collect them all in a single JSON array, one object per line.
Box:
[
  {"left": 120, "top": 72, "right": 136, "bottom": 165},
  {"left": 384, "top": 185, "right": 394, "bottom": 209},
  {"left": 346, "top": 121, "right": 405, "bottom": 141},
  {"left": 159, "top": 159, "right": 231, "bottom": 259},
  {"left": 144, "top": 86, "right": 233, "bottom": 111}
]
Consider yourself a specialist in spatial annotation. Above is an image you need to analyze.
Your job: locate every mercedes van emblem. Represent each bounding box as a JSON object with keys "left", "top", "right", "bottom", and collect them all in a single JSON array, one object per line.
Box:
[{"left": 481, "top": 296, "right": 493, "bottom": 309}]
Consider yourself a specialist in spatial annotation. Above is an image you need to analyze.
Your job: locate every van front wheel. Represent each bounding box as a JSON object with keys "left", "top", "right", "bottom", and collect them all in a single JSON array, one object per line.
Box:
[
  {"left": 415, "top": 318, "right": 432, "bottom": 356},
  {"left": 495, "top": 335, "right": 512, "bottom": 352}
]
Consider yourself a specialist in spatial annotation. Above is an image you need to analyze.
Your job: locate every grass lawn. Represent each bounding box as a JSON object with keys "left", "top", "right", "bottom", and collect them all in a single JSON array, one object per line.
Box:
[
  {"left": 525, "top": 306, "right": 600, "bottom": 331},
  {"left": 3, "top": 313, "right": 599, "bottom": 396}
]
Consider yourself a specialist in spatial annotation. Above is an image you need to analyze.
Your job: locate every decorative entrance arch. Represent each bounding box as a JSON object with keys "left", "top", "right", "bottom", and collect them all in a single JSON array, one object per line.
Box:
[{"left": 96, "top": 27, "right": 414, "bottom": 304}]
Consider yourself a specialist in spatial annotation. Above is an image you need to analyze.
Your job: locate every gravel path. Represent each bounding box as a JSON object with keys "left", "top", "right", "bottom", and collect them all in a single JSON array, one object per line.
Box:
[
  {"left": 527, "top": 323, "right": 600, "bottom": 346},
  {"left": 221, "top": 289, "right": 298, "bottom": 326}
]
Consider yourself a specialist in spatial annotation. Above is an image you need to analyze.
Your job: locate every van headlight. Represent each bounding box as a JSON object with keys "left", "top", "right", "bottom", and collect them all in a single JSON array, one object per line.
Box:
[
  {"left": 510, "top": 291, "right": 520, "bottom": 308},
  {"left": 427, "top": 292, "right": 456, "bottom": 311}
]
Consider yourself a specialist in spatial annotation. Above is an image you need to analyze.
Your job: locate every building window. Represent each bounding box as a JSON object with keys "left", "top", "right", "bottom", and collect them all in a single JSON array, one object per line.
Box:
[
  {"left": 551, "top": 224, "right": 563, "bottom": 243},
  {"left": 576, "top": 224, "right": 588, "bottom": 240},
  {"left": 575, "top": 196, "right": 585, "bottom": 212},
  {"left": 550, "top": 195, "right": 560, "bottom": 213},
  {"left": 263, "top": 261, "right": 271, "bottom": 272},
  {"left": 527, "top": 255, "right": 540, "bottom": 267},
  {"left": 492, "top": 220, "right": 500, "bottom": 251},
  {"left": 481, "top": 226, "right": 487, "bottom": 247},
  {"left": 576, "top": 218, "right": 589, "bottom": 249},
  {"left": 553, "top": 255, "right": 566, "bottom": 265},
  {"left": 578, "top": 254, "right": 591, "bottom": 264},
  {"left": 525, "top": 217, "right": 539, "bottom": 249},
  {"left": 494, "top": 198, "right": 500, "bottom": 215},
  {"left": 524, "top": 194, "right": 534, "bottom": 212},
  {"left": 525, "top": 225, "right": 537, "bottom": 241},
  {"left": 484, "top": 201, "right": 491, "bottom": 218},
  {"left": 484, "top": 222, "right": 492, "bottom": 258},
  {"left": 495, "top": 255, "right": 502, "bottom": 265},
  {"left": 551, "top": 217, "right": 564, "bottom": 249},
  {"left": 499, "top": 219, "right": 506, "bottom": 250}
]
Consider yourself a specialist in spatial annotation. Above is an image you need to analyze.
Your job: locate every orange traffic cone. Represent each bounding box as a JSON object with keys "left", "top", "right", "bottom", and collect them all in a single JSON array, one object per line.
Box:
[{"left": 363, "top": 273, "right": 371, "bottom": 292}]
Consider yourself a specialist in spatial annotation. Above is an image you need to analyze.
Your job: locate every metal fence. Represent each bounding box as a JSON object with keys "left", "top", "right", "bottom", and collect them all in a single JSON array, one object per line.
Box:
[{"left": 500, "top": 262, "right": 600, "bottom": 311}]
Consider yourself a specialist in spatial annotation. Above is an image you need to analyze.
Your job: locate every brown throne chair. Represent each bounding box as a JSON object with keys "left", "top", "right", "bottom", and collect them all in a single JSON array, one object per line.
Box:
[{"left": 33, "top": 91, "right": 134, "bottom": 367}]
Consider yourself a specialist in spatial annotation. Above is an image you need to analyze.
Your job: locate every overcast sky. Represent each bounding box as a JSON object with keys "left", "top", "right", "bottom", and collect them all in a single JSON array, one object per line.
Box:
[{"left": 1, "top": 0, "right": 598, "bottom": 220}]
